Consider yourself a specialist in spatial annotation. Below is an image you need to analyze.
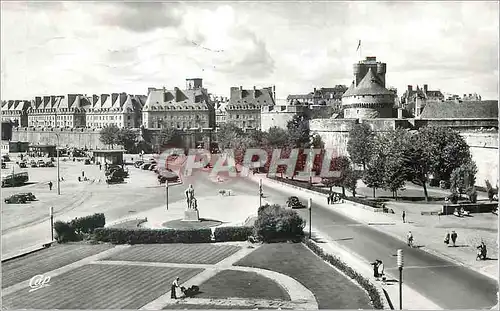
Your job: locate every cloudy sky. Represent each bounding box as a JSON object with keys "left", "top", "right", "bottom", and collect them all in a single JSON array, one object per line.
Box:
[{"left": 1, "top": 1, "right": 498, "bottom": 101}]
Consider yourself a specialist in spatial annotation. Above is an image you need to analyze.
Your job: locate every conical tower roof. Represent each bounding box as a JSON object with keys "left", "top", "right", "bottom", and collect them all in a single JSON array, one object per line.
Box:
[{"left": 343, "top": 68, "right": 393, "bottom": 97}]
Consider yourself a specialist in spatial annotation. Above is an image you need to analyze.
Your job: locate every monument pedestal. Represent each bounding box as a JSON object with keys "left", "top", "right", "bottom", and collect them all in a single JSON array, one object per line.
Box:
[{"left": 182, "top": 209, "right": 200, "bottom": 222}]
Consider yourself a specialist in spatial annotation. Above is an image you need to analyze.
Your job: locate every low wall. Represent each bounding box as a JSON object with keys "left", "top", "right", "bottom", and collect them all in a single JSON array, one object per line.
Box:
[{"left": 442, "top": 203, "right": 498, "bottom": 215}]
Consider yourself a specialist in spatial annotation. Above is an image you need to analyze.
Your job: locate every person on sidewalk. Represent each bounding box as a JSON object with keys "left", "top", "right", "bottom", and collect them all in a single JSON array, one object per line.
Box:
[
  {"left": 407, "top": 231, "right": 414, "bottom": 247},
  {"left": 171, "top": 277, "right": 180, "bottom": 299},
  {"left": 371, "top": 260, "right": 380, "bottom": 280},
  {"left": 402, "top": 210, "right": 406, "bottom": 223},
  {"left": 451, "top": 231, "right": 458, "bottom": 247},
  {"left": 327, "top": 194, "right": 331, "bottom": 205},
  {"left": 377, "top": 260, "right": 386, "bottom": 284},
  {"left": 48, "top": 181, "right": 53, "bottom": 191},
  {"left": 444, "top": 232, "right": 450, "bottom": 246}
]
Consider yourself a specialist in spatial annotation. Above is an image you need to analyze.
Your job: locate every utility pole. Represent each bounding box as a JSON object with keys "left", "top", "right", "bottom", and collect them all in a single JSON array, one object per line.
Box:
[
  {"left": 397, "top": 249, "right": 404, "bottom": 310},
  {"left": 259, "top": 179, "right": 263, "bottom": 208},
  {"left": 55, "top": 133, "right": 60, "bottom": 195},
  {"left": 50, "top": 206, "right": 54, "bottom": 241},
  {"left": 165, "top": 181, "right": 169, "bottom": 210},
  {"left": 308, "top": 198, "right": 312, "bottom": 239}
]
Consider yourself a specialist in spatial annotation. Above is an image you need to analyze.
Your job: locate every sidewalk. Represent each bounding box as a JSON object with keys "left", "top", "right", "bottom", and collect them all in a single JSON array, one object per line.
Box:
[
  {"left": 248, "top": 174, "right": 498, "bottom": 281},
  {"left": 309, "top": 228, "right": 441, "bottom": 310}
]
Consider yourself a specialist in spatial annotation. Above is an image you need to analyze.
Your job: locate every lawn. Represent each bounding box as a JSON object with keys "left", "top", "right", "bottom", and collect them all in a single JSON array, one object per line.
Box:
[
  {"left": 163, "top": 304, "right": 275, "bottom": 309},
  {"left": 101, "top": 244, "right": 241, "bottom": 265},
  {"left": 197, "top": 270, "right": 290, "bottom": 301},
  {"left": 2, "top": 243, "right": 113, "bottom": 288},
  {"left": 162, "top": 218, "right": 222, "bottom": 229},
  {"left": 2, "top": 264, "right": 203, "bottom": 309},
  {"left": 235, "top": 243, "right": 373, "bottom": 309}
]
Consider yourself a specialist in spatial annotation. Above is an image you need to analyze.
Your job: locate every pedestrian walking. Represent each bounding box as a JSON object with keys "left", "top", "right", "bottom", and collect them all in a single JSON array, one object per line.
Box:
[
  {"left": 327, "top": 195, "right": 331, "bottom": 205},
  {"left": 171, "top": 277, "right": 180, "bottom": 299},
  {"left": 82, "top": 171, "right": 85, "bottom": 178},
  {"left": 377, "top": 260, "right": 386, "bottom": 283},
  {"left": 48, "top": 181, "right": 53, "bottom": 191},
  {"left": 444, "top": 232, "right": 450, "bottom": 245},
  {"left": 99, "top": 164, "right": 102, "bottom": 170},
  {"left": 451, "top": 230, "right": 458, "bottom": 247},
  {"left": 402, "top": 210, "right": 406, "bottom": 223},
  {"left": 371, "top": 260, "right": 379, "bottom": 279}
]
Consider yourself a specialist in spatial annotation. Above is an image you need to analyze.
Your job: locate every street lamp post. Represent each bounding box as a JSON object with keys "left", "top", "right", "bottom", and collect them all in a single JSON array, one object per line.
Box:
[
  {"left": 309, "top": 136, "right": 315, "bottom": 187},
  {"left": 50, "top": 206, "right": 54, "bottom": 241},
  {"left": 397, "top": 249, "right": 404, "bottom": 310},
  {"left": 165, "top": 181, "right": 169, "bottom": 210},
  {"left": 55, "top": 133, "right": 60, "bottom": 195},
  {"left": 259, "top": 179, "right": 263, "bottom": 208},
  {"left": 308, "top": 198, "right": 312, "bottom": 239}
]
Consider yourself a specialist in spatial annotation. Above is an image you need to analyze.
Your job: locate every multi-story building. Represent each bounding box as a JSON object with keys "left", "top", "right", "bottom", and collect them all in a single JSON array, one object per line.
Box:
[
  {"left": 28, "top": 95, "right": 88, "bottom": 128},
  {"left": 1, "top": 100, "right": 31, "bottom": 127},
  {"left": 214, "top": 96, "right": 230, "bottom": 128},
  {"left": 342, "top": 56, "right": 396, "bottom": 119},
  {"left": 462, "top": 93, "right": 482, "bottom": 101},
  {"left": 84, "top": 93, "right": 146, "bottom": 129},
  {"left": 288, "top": 85, "right": 347, "bottom": 107},
  {"left": 401, "top": 84, "right": 445, "bottom": 116},
  {"left": 260, "top": 104, "right": 309, "bottom": 131},
  {"left": 225, "top": 86, "right": 275, "bottom": 131},
  {"left": 142, "top": 78, "right": 215, "bottom": 129}
]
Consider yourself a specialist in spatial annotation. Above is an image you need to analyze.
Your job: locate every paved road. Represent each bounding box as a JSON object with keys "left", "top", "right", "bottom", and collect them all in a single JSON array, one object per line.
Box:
[
  {"left": 204, "top": 170, "right": 497, "bottom": 310},
  {"left": 4, "top": 166, "right": 497, "bottom": 309}
]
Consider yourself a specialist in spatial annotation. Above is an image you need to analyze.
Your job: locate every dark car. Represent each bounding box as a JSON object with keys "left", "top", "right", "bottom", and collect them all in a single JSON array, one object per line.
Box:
[
  {"left": 1, "top": 162, "right": 5, "bottom": 169},
  {"left": 84, "top": 159, "right": 91, "bottom": 165},
  {"left": 37, "top": 160, "right": 46, "bottom": 167},
  {"left": 4, "top": 194, "right": 28, "bottom": 204},
  {"left": 106, "top": 175, "right": 124, "bottom": 184},
  {"left": 30, "top": 161, "right": 37, "bottom": 168},
  {"left": 158, "top": 171, "right": 180, "bottom": 184},
  {"left": 134, "top": 161, "right": 144, "bottom": 168},
  {"left": 18, "top": 192, "right": 36, "bottom": 201},
  {"left": 286, "top": 196, "right": 306, "bottom": 209},
  {"left": 141, "top": 163, "right": 152, "bottom": 170},
  {"left": 19, "top": 162, "right": 27, "bottom": 168},
  {"left": 45, "top": 161, "right": 55, "bottom": 167},
  {"left": 149, "top": 164, "right": 157, "bottom": 171}
]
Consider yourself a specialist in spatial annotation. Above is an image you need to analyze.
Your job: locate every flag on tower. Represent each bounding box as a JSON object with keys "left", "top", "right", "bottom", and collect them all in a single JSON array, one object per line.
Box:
[{"left": 356, "top": 40, "right": 361, "bottom": 52}]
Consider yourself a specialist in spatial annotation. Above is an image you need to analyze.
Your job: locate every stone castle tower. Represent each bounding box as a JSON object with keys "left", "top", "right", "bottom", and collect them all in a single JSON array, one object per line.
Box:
[{"left": 342, "top": 57, "right": 395, "bottom": 119}]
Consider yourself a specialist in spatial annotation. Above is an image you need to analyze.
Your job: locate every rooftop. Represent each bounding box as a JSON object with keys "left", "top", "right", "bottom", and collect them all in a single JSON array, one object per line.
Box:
[
  {"left": 420, "top": 100, "right": 499, "bottom": 119},
  {"left": 343, "top": 68, "right": 393, "bottom": 97}
]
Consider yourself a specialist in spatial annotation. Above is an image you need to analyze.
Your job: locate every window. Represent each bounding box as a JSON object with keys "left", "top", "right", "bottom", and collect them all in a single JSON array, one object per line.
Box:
[{"left": 127, "top": 115, "right": 131, "bottom": 120}]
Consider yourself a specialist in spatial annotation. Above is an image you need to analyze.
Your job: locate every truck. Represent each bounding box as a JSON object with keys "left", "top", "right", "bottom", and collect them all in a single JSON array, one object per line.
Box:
[{"left": 1, "top": 172, "right": 29, "bottom": 187}]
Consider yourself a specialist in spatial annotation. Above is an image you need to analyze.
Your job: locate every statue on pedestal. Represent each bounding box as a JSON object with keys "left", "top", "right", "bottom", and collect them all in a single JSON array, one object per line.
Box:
[{"left": 185, "top": 184, "right": 197, "bottom": 211}]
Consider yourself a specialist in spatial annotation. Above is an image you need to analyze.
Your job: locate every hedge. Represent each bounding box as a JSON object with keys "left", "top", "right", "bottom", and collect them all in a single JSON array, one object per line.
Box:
[
  {"left": 303, "top": 238, "right": 384, "bottom": 309},
  {"left": 214, "top": 226, "right": 253, "bottom": 242},
  {"left": 254, "top": 204, "right": 305, "bottom": 242},
  {"left": 54, "top": 213, "right": 106, "bottom": 243},
  {"left": 270, "top": 176, "right": 383, "bottom": 209},
  {"left": 93, "top": 227, "right": 212, "bottom": 244}
]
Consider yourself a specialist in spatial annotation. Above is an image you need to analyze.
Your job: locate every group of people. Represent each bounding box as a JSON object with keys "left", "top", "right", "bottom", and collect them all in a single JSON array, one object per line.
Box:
[
  {"left": 371, "top": 259, "right": 386, "bottom": 283},
  {"left": 444, "top": 231, "right": 458, "bottom": 247},
  {"left": 327, "top": 192, "right": 341, "bottom": 204}
]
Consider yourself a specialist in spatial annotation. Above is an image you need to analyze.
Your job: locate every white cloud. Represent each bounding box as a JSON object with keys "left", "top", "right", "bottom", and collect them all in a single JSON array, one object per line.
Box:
[{"left": 1, "top": 1, "right": 498, "bottom": 100}]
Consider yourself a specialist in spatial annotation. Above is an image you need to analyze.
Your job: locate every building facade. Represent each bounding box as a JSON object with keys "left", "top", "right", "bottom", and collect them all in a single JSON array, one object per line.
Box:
[
  {"left": 28, "top": 95, "right": 87, "bottom": 128},
  {"left": 261, "top": 104, "right": 309, "bottom": 131},
  {"left": 342, "top": 57, "right": 395, "bottom": 119},
  {"left": 84, "top": 93, "right": 146, "bottom": 129},
  {"left": 1, "top": 100, "right": 31, "bottom": 127},
  {"left": 401, "top": 84, "right": 445, "bottom": 117},
  {"left": 142, "top": 78, "right": 215, "bottom": 129},
  {"left": 225, "top": 86, "right": 275, "bottom": 131}
]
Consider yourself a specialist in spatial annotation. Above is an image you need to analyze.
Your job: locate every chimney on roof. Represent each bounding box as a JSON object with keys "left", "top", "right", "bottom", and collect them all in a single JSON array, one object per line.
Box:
[
  {"left": 424, "top": 84, "right": 428, "bottom": 93},
  {"left": 174, "top": 87, "right": 180, "bottom": 102},
  {"left": 253, "top": 86, "right": 256, "bottom": 99},
  {"left": 273, "top": 85, "right": 276, "bottom": 100}
]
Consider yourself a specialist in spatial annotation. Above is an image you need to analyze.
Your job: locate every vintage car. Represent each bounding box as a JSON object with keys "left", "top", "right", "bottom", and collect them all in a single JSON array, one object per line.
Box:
[
  {"left": 18, "top": 192, "right": 36, "bottom": 201},
  {"left": 4, "top": 193, "right": 28, "bottom": 204},
  {"left": 37, "top": 160, "right": 46, "bottom": 167},
  {"left": 286, "top": 196, "right": 306, "bottom": 209},
  {"left": 134, "top": 161, "right": 144, "bottom": 168},
  {"left": 19, "top": 161, "right": 27, "bottom": 168},
  {"left": 30, "top": 161, "right": 38, "bottom": 168},
  {"left": 45, "top": 161, "right": 55, "bottom": 167},
  {"left": 84, "top": 159, "right": 91, "bottom": 165},
  {"left": 1, "top": 162, "right": 5, "bottom": 169}
]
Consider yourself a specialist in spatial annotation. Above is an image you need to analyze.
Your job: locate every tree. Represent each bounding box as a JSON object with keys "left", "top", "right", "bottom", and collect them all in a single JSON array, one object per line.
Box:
[
  {"left": 322, "top": 156, "right": 352, "bottom": 196},
  {"left": 347, "top": 123, "right": 375, "bottom": 170},
  {"left": 116, "top": 128, "right": 138, "bottom": 153},
  {"left": 99, "top": 125, "right": 120, "bottom": 149},
  {"left": 287, "top": 114, "right": 310, "bottom": 148},
  {"left": 376, "top": 129, "right": 412, "bottom": 200},
  {"left": 485, "top": 180, "right": 498, "bottom": 202},
  {"left": 343, "top": 169, "right": 359, "bottom": 197},
  {"left": 157, "top": 127, "right": 183, "bottom": 149},
  {"left": 409, "top": 127, "right": 472, "bottom": 201},
  {"left": 264, "top": 126, "right": 289, "bottom": 148},
  {"left": 450, "top": 161, "right": 478, "bottom": 198},
  {"left": 217, "top": 123, "right": 246, "bottom": 150},
  {"left": 363, "top": 155, "right": 385, "bottom": 198}
]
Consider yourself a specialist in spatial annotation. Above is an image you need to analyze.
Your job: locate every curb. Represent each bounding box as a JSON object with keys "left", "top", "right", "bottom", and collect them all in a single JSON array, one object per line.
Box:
[{"left": 1, "top": 240, "right": 56, "bottom": 263}]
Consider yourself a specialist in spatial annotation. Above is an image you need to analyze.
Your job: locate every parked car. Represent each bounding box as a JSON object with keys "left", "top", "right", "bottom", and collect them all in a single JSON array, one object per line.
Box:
[
  {"left": 30, "top": 161, "right": 37, "bottom": 168},
  {"left": 106, "top": 175, "right": 124, "bottom": 184},
  {"left": 37, "top": 160, "right": 46, "bottom": 167},
  {"left": 158, "top": 171, "right": 180, "bottom": 184},
  {"left": 45, "top": 161, "right": 55, "bottom": 167},
  {"left": 19, "top": 162, "right": 27, "bottom": 168},
  {"left": 134, "top": 161, "right": 144, "bottom": 168},
  {"left": 2, "top": 155, "right": 10, "bottom": 162},
  {"left": 141, "top": 163, "right": 152, "bottom": 170},
  {"left": 18, "top": 192, "right": 36, "bottom": 201},
  {"left": 1, "top": 162, "right": 5, "bottom": 169},
  {"left": 286, "top": 196, "right": 306, "bottom": 209},
  {"left": 149, "top": 165, "right": 157, "bottom": 171},
  {"left": 4, "top": 194, "right": 28, "bottom": 204},
  {"left": 84, "top": 159, "right": 91, "bottom": 165}
]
